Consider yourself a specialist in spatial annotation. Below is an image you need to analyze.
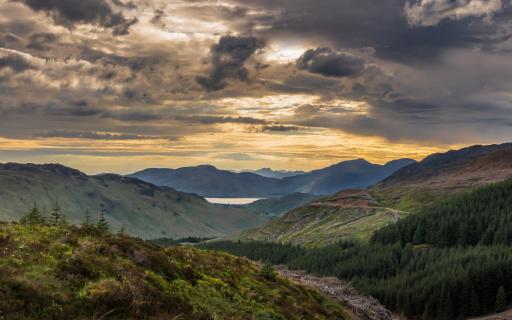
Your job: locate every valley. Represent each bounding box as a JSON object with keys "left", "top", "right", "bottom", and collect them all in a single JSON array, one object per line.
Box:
[
  {"left": 235, "top": 143, "right": 512, "bottom": 246},
  {"left": 0, "top": 163, "right": 266, "bottom": 239}
]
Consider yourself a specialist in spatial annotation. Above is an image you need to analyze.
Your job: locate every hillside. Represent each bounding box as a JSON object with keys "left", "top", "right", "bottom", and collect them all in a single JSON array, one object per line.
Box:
[
  {"left": 235, "top": 143, "right": 512, "bottom": 246},
  {"left": 233, "top": 190, "right": 409, "bottom": 246},
  {"left": 0, "top": 222, "right": 356, "bottom": 320},
  {"left": 373, "top": 143, "right": 512, "bottom": 211},
  {"left": 244, "top": 192, "right": 321, "bottom": 216},
  {"left": 207, "top": 179, "right": 512, "bottom": 319},
  {"left": 279, "top": 158, "right": 415, "bottom": 195},
  {"left": 0, "top": 163, "right": 266, "bottom": 239},
  {"left": 129, "top": 158, "right": 415, "bottom": 198}
]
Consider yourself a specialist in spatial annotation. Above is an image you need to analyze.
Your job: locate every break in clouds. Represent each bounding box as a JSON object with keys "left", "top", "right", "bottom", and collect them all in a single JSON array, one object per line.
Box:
[{"left": 1, "top": 0, "right": 512, "bottom": 171}]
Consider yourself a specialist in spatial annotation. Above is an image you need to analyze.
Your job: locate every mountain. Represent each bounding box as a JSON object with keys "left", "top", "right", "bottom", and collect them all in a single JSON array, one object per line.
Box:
[
  {"left": 129, "top": 158, "right": 415, "bottom": 198},
  {"left": 234, "top": 143, "right": 512, "bottom": 246},
  {"left": 0, "top": 222, "right": 355, "bottom": 319},
  {"left": 128, "top": 165, "right": 280, "bottom": 197},
  {"left": 278, "top": 158, "right": 416, "bottom": 195},
  {"left": 0, "top": 163, "right": 266, "bottom": 239},
  {"left": 241, "top": 168, "right": 306, "bottom": 179},
  {"left": 244, "top": 192, "right": 321, "bottom": 216}
]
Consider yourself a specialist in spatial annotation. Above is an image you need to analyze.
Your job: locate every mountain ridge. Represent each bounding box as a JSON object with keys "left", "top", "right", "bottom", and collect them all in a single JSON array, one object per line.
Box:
[{"left": 129, "top": 158, "right": 416, "bottom": 197}]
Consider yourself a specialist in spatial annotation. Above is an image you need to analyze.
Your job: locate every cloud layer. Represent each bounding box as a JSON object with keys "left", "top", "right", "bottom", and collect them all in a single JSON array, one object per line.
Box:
[{"left": 0, "top": 0, "right": 512, "bottom": 172}]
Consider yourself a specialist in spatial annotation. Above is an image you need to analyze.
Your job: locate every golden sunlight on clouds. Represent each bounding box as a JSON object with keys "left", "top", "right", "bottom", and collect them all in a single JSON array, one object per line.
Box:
[{"left": 0, "top": 130, "right": 461, "bottom": 174}]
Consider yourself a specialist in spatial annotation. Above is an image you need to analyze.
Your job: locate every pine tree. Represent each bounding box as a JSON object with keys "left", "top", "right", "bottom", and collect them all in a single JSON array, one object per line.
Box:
[
  {"left": 96, "top": 204, "right": 109, "bottom": 233},
  {"left": 495, "top": 286, "right": 507, "bottom": 312},
  {"left": 49, "top": 201, "right": 66, "bottom": 225},
  {"left": 81, "top": 210, "right": 92, "bottom": 228},
  {"left": 470, "top": 287, "right": 481, "bottom": 316},
  {"left": 20, "top": 205, "right": 45, "bottom": 225},
  {"left": 118, "top": 224, "right": 126, "bottom": 235}
]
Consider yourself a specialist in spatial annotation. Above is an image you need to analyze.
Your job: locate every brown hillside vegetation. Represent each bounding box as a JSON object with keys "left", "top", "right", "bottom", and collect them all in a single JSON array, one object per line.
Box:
[{"left": 0, "top": 222, "right": 355, "bottom": 320}]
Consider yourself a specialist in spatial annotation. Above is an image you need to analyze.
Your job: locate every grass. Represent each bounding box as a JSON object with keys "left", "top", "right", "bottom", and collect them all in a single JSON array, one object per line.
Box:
[
  {"left": 233, "top": 204, "right": 406, "bottom": 247},
  {"left": 0, "top": 222, "right": 353, "bottom": 320}
]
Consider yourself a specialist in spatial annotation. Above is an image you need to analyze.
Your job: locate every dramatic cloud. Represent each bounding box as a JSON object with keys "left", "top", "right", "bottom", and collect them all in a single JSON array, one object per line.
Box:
[
  {"left": 1, "top": 0, "right": 512, "bottom": 172},
  {"left": 297, "top": 48, "right": 365, "bottom": 78},
  {"left": 17, "top": 0, "right": 138, "bottom": 35},
  {"left": 405, "top": 0, "right": 504, "bottom": 26},
  {"left": 196, "top": 35, "right": 265, "bottom": 91}
]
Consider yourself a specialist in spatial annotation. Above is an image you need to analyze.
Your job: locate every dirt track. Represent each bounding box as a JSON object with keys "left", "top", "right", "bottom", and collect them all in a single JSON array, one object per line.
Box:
[
  {"left": 277, "top": 268, "right": 396, "bottom": 320},
  {"left": 468, "top": 309, "right": 512, "bottom": 320}
]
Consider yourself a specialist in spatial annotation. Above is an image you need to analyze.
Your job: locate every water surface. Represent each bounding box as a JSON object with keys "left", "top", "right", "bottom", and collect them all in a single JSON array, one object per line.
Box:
[{"left": 206, "top": 198, "right": 263, "bottom": 205}]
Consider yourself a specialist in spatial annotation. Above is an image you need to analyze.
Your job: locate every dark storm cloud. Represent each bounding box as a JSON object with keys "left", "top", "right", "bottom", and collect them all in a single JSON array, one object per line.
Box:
[
  {"left": 44, "top": 102, "right": 103, "bottom": 117},
  {"left": 297, "top": 48, "right": 365, "bottom": 78},
  {"left": 16, "top": 0, "right": 138, "bottom": 35},
  {"left": 196, "top": 35, "right": 265, "bottom": 91},
  {"left": 34, "top": 130, "right": 159, "bottom": 140},
  {"left": 26, "top": 32, "right": 59, "bottom": 51},
  {"left": 0, "top": 54, "right": 35, "bottom": 72},
  {"left": 232, "top": 0, "right": 512, "bottom": 63},
  {"left": 111, "top": 0, "right": 136, "bottom": 10}
]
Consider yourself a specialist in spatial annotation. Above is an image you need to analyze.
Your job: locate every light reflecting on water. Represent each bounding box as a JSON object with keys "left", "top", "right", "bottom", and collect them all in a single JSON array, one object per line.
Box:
[{"left": 206, "top": 198, "right": 263, "bottom": 205}]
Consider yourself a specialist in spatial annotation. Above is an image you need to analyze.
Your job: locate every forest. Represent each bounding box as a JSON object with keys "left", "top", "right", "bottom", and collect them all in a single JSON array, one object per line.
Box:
[{"left": 203, "top": 179, "right": 512, "bottom": 319}]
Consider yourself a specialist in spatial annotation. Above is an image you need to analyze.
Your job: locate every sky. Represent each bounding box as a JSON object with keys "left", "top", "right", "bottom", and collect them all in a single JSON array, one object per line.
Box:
[{"left": 1, "top": 0, "right": 512, "bottom": 174}]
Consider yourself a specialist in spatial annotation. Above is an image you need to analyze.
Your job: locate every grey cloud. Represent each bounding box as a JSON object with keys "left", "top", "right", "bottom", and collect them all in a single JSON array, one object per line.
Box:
[
  {"left": 26, "top": 32, "right": 59, "bottom": 51},
  {"left": 196, "top": 35, "right": 265, "bottom": 91},
  {"left": 0, "top": 54, "right": 35, "bottom": 72},
  {"left": 102, "top": 111, "right": 162, "bottom": 122},
  {"left": 404, "top": 0, "right": 503, "bottom": 27},
  {"left": 34, "top": 130, "right": 160, "bottom": 140},
  {"left": 17, "top": 0, "right": 138, "bottom": 35},
  {"left": 150, "top": 9, "right": 165, "bottom": 28},
  {"left": 173, "top": 115, "right": 267, "bottom": 125},
  {"left": 297, "top": 48, "right": 365, "bottom": 78},
  {"left": 261, "top": 125, "right": 301, "bottom": 132},
  {"left": 111, "top": 0, "right": 136, "bottom": 10},
  {"left": 232, "top": 0, "right": 512, "bottom": 63}
]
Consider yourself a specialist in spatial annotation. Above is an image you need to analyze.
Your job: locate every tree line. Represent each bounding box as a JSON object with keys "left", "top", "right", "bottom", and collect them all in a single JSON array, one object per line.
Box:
[
  {"left": 203, "top": 179, "right": 512, "bottom": 319},
  {"left": 19, "top": 202, "right": 117, "bottom": 234}
]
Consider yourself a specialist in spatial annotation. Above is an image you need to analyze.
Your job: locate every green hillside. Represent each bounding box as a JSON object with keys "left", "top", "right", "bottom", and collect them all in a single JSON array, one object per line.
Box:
[
  {"left": 244, "top": 193, "right": 321, "bottom": 217},
  {"left": 0, "top": 222, "right": 354, "bottom": 320},
  {"left": 0, "top": 163, "right": 266, "bottom": 239},
  {"left": 234, "top": 144, "right": 512, "bottom": 246},
  {"left": 206, "top": 179, "right": 512, "bottom": 319},
  {"left": 232, "top": 190, "right": 408, "bottom": 247}
]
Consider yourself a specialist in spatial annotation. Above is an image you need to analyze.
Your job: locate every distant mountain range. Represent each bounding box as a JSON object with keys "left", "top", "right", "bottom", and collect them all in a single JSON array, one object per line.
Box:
[
  {"left": 0, "top": 163, "right": 266, "bottom": 239},
  {"left": 233, "top": 143, "right": 512, "bottom": 246},
  {"left": 240, "top": 168, "right": 306, "bottom": 179},
  {"left": 128, "top": 158, "right": 416, "bottom": 197}
]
